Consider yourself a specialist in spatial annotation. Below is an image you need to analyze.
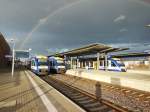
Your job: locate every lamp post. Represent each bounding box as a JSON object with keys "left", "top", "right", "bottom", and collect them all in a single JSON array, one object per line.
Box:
[
  {"left": 28, "top": 48, "right": 32, "bottom": 55},
  {"left": 11, "top": 39, "right": 15, "bottom": 77},
  {"left": 145, "top": 24, "right": 150, "bottom": 69},
  {"left": 28, "top": 48, "right": 32, "bottom": 59}
]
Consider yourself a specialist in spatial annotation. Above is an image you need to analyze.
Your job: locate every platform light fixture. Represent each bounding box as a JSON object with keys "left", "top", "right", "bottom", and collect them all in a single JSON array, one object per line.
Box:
[
  {"left": 28, "top": 48, "right": 32, "bottom": 51},
  {"left": 145, "top": 24, "right": 150, "bottom": 27}
]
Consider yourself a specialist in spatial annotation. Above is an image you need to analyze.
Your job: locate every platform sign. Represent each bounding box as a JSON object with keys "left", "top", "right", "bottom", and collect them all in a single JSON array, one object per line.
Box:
[{"left": 15, "top": 50, "right": 29, "bottom": 58}]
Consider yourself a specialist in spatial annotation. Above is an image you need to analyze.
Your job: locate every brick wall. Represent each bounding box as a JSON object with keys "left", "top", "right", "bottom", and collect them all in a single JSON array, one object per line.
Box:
[{"left": 0, "top": 33, "right": 10, "bottom": 67}]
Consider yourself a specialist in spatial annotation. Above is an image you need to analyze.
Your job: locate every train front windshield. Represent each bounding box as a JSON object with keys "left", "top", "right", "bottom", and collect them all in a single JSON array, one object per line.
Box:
[
  {"left": 57, "top": 63, "right": 64, "bottom": 66},
  {"left": 38, "top": 62, "right": 47, "bottom": 66},
  {"left": 57, "top": 60, "right": 65, "bottom": 66},
  {"left": 38, "top": 59, "right": 48, "bottom": 66}
]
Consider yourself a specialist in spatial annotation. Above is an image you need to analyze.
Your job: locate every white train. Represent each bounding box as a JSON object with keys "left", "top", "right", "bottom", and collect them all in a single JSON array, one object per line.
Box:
[
  {"left": 31, "top": 55, "right": 49, "bottom": 75},
  {"left": 48, "top": 56, "right": 66, "bottom": 73},
  {"left": 99, "top": 58, "right": 127, "bottom": 72}
]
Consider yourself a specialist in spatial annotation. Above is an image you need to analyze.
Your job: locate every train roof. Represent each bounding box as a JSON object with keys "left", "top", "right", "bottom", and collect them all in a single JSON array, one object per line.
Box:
[
  {"left": 48, "top": 56, "right": 64, "bottom": 60},
  {"left": 32, "top": 55, "right": 47, "bottom": 59}
]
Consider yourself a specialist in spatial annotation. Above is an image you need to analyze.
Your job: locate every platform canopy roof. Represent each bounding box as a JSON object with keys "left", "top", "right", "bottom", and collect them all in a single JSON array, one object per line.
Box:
[{"left": 52, "top": 43, "right": 128, "bottom": 57}]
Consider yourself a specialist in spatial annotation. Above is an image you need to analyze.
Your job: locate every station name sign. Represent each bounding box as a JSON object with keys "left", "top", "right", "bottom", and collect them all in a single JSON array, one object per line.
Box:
[{"left": 15, "top": 50, "right": 29, "bottom": 58}]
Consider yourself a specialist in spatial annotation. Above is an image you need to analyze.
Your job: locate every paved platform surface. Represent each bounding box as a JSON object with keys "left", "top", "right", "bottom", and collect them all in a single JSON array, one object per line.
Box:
[
  {"left": 127, "top": 69, "right": 150, "bottom": 76},
  {"left": 66, "top": 69, "right": 150, "bottom": 92},
  {"left": 0, "top": 69, "right": 85, "bottom": 112}
]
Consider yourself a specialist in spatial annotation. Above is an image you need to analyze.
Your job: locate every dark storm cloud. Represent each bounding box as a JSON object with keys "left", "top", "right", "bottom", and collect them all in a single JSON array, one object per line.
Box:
[
  {"left": 31, "top": 0, "right": 150, "bottom": 48},
  {"left": 1, "top": 0, "right": 150, "bottom": 54}
]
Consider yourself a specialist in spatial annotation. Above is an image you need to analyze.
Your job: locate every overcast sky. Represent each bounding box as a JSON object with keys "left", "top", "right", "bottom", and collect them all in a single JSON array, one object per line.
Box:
[{"left": 1, "top": 0, "right": 150, "bottom": 55}]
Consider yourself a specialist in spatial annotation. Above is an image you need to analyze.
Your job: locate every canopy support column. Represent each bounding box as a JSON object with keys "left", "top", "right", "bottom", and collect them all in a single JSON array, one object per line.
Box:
[
  {"left": 97, "top": 53, "right": 100, "bottom": 70},
  {"left": 104, "top": 53, "right": 108, "bottom": 71},
  {"left": 71, "top": 57, "right": 73, "bottom": 69},
  {"left": 77, "top": 57, "right": 79, "bottom": 68}
]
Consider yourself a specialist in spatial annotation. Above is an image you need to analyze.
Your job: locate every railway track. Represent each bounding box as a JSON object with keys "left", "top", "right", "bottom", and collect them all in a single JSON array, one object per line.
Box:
[
  {"left": 49, "top": 74, "right": 150, "bottom": 112},
  {"left": 41, "top": 75, "right": 129, "bottom": 112}
]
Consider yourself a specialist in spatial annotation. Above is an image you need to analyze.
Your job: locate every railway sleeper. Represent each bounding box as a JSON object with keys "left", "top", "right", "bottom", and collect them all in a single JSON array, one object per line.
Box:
[{"left": 88, "top": 105, "right": 111, "bottom": 112}]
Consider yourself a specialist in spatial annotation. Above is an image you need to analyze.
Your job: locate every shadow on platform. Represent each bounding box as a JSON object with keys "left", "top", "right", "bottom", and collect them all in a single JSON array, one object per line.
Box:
[{"left": 0, "top": 82, "right": 53, "bottom": 112}]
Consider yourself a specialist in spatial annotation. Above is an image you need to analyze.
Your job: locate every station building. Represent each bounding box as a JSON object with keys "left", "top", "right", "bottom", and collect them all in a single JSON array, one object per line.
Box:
[{"left": 0, "top": 33, "right": 11, "bottom": 67}]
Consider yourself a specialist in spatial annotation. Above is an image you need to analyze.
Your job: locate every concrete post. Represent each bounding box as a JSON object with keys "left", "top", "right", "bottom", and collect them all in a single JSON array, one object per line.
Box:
[
  {"left": 97, "top": 53, "right": 100, "bottom": 70},
  {"left": 12, "top": 48, "right": 15, "bottom": 77},
  {"left": 104, "top": 53, "right": 107, "bottom": 71},
  {"left": 11, "top": 41, "right": 15, "bottom": 77}
]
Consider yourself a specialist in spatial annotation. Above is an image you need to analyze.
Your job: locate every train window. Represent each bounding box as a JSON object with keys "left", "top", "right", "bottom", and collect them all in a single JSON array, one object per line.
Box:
[{"left": 111, "top": 62, "right": 116, "bottom": 67}]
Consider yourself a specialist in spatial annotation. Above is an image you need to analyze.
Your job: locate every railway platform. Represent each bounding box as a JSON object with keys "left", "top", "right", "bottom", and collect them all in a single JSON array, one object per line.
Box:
[
  {"left": 66, "top": 69, "right": 150, "bottom": 92},
  {"left": 0, "top": 69, "right": 85, "bottom": 112}
]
